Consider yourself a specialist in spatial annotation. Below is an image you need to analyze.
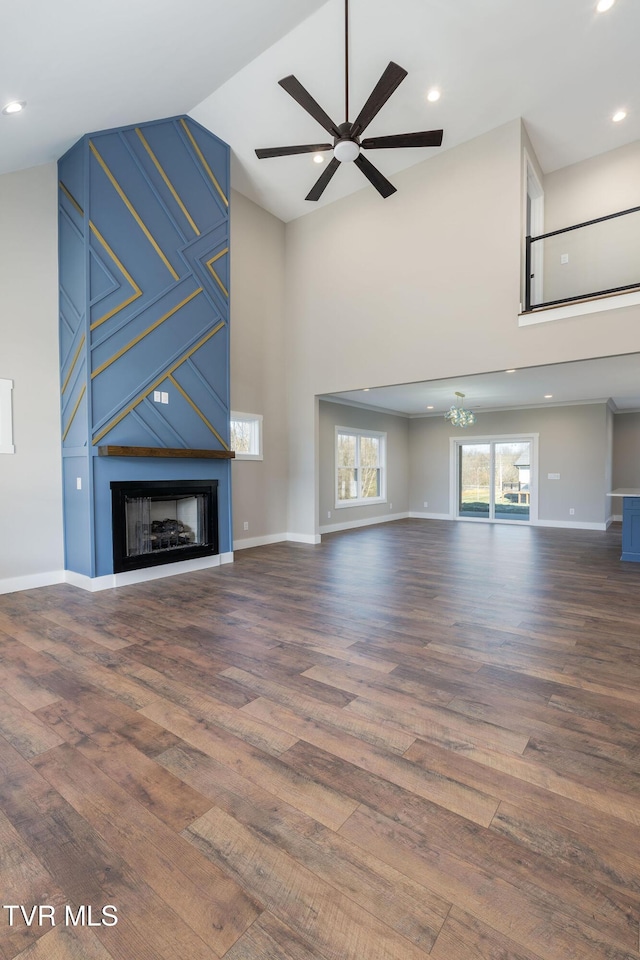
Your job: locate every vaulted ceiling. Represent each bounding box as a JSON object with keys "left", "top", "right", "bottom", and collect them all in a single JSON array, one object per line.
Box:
[
  {"left": 2, "top": 0, "right": 639, "bottom": 222},
  {"left": 3, "top": 0, "right": 639, "bottom": 411}
]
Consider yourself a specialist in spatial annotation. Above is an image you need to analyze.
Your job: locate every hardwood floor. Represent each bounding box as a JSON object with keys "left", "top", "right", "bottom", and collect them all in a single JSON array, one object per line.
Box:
[{"left": 1, "top": 518, "right": 640, "bottom": 960}]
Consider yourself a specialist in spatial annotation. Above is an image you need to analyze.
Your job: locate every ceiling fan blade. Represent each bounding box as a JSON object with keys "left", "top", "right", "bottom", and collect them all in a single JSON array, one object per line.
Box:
[
  {"left": 305, "top": 157, "right": 341, "bottom": 201},
  {"left": 354, "top": 154, "right": 396, "bottom": 199},
  {"left": 279, "top": 75, "right": 342, "bottom": 138},
  {"left": 350, "top": 62, "right": 408, "bottom": 139},
  {"left": 255, "top": 143, "right": 332, "bottom": 159},
  {"left": 361, "top": 130, "right": 444, "bottom": 150}
]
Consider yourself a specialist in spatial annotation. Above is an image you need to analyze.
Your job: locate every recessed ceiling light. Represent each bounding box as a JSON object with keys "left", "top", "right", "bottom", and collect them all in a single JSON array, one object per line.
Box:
[
  {"left": 2, "top": 100, "right": 26, "bottom": 115},
  {"left": 363, "top": 388, "right": 370, "bottom": 392},
  {"left": 544, "top": 394, "right": 553, "bottom": 399},
  {"left": 596, "top": 0, "right": 615, "bottom": 11},
  {"left": 505, "top": 369, "right": 516, "bottom": 374},
  {"left": 612, "top": 109, "right": 627, "bottom": 123},
  {"left": 427, "top": 405, "right": 434, "bottom": 410},
  {"left": 426, "top": 88, "right": 441, "bottom": 103},
  {"left": 313, "top": 153, "right": 325, "bottom": 164}
]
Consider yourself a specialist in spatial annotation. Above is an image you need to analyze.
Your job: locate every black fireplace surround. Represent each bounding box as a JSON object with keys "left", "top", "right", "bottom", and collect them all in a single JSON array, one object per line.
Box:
[{"left": 111, "top": 479, "right": 218, "bottom": 573}]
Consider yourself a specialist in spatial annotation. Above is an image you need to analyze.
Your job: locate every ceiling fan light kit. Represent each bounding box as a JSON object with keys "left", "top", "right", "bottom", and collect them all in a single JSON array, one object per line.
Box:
[
  {"left": 255, "top": 0, "right": 443, "bottom": 201},
  {"left": 333, "top": 137, "right": 360, "bottom": 162}
]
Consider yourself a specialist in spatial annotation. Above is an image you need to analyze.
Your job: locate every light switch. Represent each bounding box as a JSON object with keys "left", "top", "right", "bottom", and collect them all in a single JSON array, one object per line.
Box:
[{"left": 161, "top": 392, "right": 169, "bottom": 404}]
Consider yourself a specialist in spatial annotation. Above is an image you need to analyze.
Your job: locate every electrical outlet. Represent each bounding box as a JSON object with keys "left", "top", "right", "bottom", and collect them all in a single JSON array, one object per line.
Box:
[
  {"left": 423, "top": 501, "right": 428, "bottom": 508},
  {"left": 243, "top": 521, "right": 249, "bottom": 531},
  {"left": 561, "top": 253, "right": 569, "bottom": 264},
  {"left": 161, "top": 391, "right": 169, "bottom": 404},
  {"left": 76, "top": 477, "right": 82, "bottom": 490},
  {"left": 389, "top": 502, "right": 393, "bottom": 510},
  {"left": 569, "top": 508, "right": 575, "bottom": 515},
  {"left": 153, "top": 390, "right": 161, "bottom": 402},
  {"left": 327, "top": 510, "right": 331, "bottom": 519},
  {"left": 548, "top": 473, "right": 560, "bottom": 480}
]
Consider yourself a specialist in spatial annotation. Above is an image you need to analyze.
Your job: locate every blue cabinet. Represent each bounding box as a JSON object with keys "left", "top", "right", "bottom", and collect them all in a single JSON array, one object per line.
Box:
[{"left": 621, "top": 497, "right": 640, "bottom": 562}]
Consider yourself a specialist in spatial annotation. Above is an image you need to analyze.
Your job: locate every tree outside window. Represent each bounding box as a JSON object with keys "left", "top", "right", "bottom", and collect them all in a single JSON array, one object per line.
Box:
[
  {"left": 230, "top": 412, "right": 263, "bottom": 460},
  {"left": 336, "top": 428, "right": 386, "bottom": 506}
]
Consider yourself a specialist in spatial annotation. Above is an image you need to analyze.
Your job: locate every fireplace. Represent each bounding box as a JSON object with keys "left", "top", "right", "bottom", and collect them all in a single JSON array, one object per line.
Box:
[{"left": 110, "top": 480, "right": 218, "bottom": 573}]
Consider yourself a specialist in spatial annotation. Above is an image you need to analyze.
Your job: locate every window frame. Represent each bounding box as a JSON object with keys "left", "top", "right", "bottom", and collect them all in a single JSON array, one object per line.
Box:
[
  {"left": 335, "top": 425, "right": 387, "bottom": 509},
  {"left": 0, "top": 379, "right": 14, "bottom": 455},
  {"left": 230, "top": 411, "right": 263, "bottom": 461}
]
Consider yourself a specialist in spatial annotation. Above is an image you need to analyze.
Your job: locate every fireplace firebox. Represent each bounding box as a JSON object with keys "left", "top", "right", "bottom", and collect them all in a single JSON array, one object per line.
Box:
[{"left": 110, "top": 480, "right": 218, "bottom": 573}]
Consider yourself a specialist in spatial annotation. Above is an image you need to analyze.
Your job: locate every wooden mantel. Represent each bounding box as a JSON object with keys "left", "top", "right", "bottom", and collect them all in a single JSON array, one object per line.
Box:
[{"left": 98, "top": 445, "right": 235, "bottom": 459}]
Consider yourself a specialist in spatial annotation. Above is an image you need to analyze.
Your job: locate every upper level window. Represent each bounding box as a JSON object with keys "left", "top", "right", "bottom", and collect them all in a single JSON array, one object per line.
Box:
[
  {"left": 336, "top": 427, "right": 386, "bottom": 507},
  {"left": 230, "top": 411, "right": 263, "bottom": 460},
  {"left": 0, "top": 379, "right": 14, "bottom": 454}
]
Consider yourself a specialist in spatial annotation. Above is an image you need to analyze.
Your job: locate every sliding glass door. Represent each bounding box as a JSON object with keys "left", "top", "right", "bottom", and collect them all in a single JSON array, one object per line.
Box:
[{"left": 456, "top": 438, "right": 534, "bottom": 522}]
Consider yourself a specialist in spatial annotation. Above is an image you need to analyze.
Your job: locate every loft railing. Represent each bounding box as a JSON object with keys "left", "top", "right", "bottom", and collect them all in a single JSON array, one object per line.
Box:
[{"left": 524, "top": 203, "right": 640, "bottom": 312}]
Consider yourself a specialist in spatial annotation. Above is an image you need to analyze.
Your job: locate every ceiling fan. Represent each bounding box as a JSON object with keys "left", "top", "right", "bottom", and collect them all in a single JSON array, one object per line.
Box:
[{"left": 255, "top": 0, "right": 443, "bottom": 201}]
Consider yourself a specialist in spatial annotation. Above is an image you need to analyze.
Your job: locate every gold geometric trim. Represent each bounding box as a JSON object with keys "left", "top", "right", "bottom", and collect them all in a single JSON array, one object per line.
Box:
[
  {"left": 89, "top": 141, "right": 180, "bottom": 281},
  {"left": 89, "top": 221, "right": 143, "bottom": 331},
  {"left": 136, "top": 127, "right": 200, "bottom": 236},
  {"left": 61, "top": 334, "right": 86, "bottom": 395},
  {"left": 59, "top": 179, "right": 144, "bottom": 332},
  {"left": 59, "top": 181, "right": 84, "bottom": 217},
  {"left": 180, "top": 119, "right": 228, "bottom": 209},
  {"left": 168, "top": 374, "right": 229, "bottom": 450},
  {"left": 62, "top": 384, "right": 86, "bottom": 442},
  {"left": 91, "top": 287, "right": 203, "bottom": 380},
  {"left": 92, "top": 320, "right": 225, "bottom": 445},
  {"left": 206, "top": 247, "right": 229, "bottom": 298}
]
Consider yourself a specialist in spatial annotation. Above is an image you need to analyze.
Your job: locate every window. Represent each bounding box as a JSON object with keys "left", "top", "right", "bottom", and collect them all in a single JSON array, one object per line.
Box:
[
  {"left": 0, "top": 379, "right": 14, "bottom": 455},
  {"left": 336, "top": 427, "right": 386, "bottom": 507},
  {"left": 230, "top": 411, "right": 263, "bottom": 460}
]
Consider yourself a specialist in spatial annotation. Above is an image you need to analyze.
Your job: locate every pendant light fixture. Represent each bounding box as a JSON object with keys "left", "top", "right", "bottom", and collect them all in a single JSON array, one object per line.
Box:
[{"left": 444, "top": 392, "right": 476, "bottom": 428}]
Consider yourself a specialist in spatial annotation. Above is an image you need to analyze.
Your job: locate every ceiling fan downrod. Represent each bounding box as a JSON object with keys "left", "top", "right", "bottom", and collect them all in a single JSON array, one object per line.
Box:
[{"left": 345, "top": 0, "right": 350, "bottom": 122}]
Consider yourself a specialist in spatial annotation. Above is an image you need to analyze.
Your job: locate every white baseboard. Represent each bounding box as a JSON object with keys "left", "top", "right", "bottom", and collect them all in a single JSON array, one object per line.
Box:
[
  {"left": 65, "top": 552, "right": 234, "bottom": 593},
  {"left": 408, "top": 511, "right": 452, "bottom": 521},
  {"left": 235, "top": 532, "right": 326, "bottom": 549},
  {"left": 233, "top": 533, "right": 288, "bottom": 551},
  {"left": 319, "top": 511, "right": 409, "bottom": 535},
  {"left": 535, "top": 519, "right": 608, "bottom": 531},
  {"left": 0, "top": 569, "right": 65, "bottom": 596},
  {"left": 286, "top": 532, "right": 322, "bottom": 544},
  {"left": 409, "top": 513, "right": 610, "bottom": 531}
]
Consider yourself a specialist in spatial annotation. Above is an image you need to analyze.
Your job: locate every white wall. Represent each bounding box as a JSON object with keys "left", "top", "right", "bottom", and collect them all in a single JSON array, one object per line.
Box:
[
  {"left": 542, "top": 140, "right": 640, "bottom": 304},
  {"left": 0, "top": 164, "right": 64, "bottom": 588},
  {"left": 230, "top": 190, "right": 289, "bottom": 546},
  {"left": 544, "top": 139, "right": 640, "bottom": 231},
  {"left": 409, "top": 403, "right": 611, "bottom": 527},
  {"left": 318, "top": 400, "right": 409, "bottom": 531},
  {"left": 284, "top": 120, "right": 640, "bottom": 539}
]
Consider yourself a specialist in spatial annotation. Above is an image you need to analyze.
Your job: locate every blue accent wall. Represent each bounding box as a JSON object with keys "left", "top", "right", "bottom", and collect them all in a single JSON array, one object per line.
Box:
[{"left": 58, "top": 116, "right": 231, "bottom": 577}]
